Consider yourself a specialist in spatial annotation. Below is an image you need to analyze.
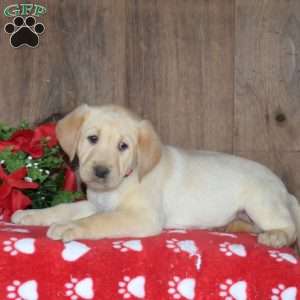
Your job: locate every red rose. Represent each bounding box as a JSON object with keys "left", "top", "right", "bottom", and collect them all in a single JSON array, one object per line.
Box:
[
  {"left": 0, "top": 141, "right": 16, "bottom": 152},
  {"left": 32, "top": 123, "right": 58, "bottom": 148},
  {"left": 0, "top": 166, "right": 39, "bottom": 221},
  {"left": 0, "top": 131, "right": 32, "bottom": 153},
  {"left": 0, "top": 190, "right": 32, "bottom": 221},
  {"left": 63, "top": 165, "right": 77, "bottom": 192},
  {"left": 0, "top": 123, "right": 58, "bottom": 158},
  {"left": 9, "top": 129, "right": 43, "bottom": 158}
]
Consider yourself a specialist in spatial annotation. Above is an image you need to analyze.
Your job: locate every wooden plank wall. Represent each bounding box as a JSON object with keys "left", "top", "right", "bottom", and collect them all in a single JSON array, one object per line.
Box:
[
  {"left": 235, "top": 0, "right": 300, "bottom": 197},
  {"left": 0, "top": 0, "right": 299, "bottom": 197}
]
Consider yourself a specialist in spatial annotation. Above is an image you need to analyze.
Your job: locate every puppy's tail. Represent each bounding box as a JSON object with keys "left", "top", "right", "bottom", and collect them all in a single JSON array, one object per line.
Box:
[{"left": 288, "top": 194, "right": 300, "bottom": 251}]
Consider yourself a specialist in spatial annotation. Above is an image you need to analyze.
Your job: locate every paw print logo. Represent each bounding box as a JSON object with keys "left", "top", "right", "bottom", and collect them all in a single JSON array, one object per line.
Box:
[
  {"left": 3, "top": 237, "right": 35, "bottom": 256},
  {"left": 271, "top": 284, "right": 297, "bottom": 300},
  {"left": 65, "top": 277, "right": 94, "bottom": 300},
  {"left": 168, "top": 276, "right": 195, "bottom": 300},
  {"left": 4, "top": 16, "right": 45, "bottom": 48},
  {"left": 118, "top": 275, "right": 145, "bottom": 299},
  {"left": 219, "top": 279, "right": 247, "bottom": 300},
  {"left": 268, "top": 250, "right": 298, "bottom": 264},
  {"left": 6, "top": 280, "right": 38, "bottom": 300}
]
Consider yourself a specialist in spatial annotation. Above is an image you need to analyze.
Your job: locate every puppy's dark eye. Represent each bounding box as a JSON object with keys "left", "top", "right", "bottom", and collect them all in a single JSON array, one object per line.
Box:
[
  {"left": 88, "top": 135, "right": 98, "bottom": 144},
  {"left": 118, "top": 142, "right": 129, "bottom": 152}
]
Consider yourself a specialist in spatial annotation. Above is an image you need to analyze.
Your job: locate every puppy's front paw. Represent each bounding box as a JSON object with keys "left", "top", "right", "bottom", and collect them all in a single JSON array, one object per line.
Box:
[
  {"left": 47, "top": 222, "right": 83, "bottom": 242},
  {"left": 11, "top": 210, "right": 43, "bottom": 226},
  {"left": 258, "top": 230, "right": 289, "bottom": 248}
]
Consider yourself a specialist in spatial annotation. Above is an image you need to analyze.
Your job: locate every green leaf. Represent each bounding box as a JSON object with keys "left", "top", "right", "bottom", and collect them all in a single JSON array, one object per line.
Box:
[
  {"left": 26, "top": 190, "right": 51, "bottom": 209},
  {"left": 51, "top": 191, "right": 83, "bottom": 206},
  {"left": 0, "top": 123, "right": 15, "bottom": 140},
  {"left": 0, "top": 121, "right": 30, "bottom": 140},
  {"left": 19, "top": 121, "right": 30, "bottom": 129},
  {"left": 0, "top": 149, "right": 27, "bottom": 173},
  {"left": 39, "top": 176, "right": 60, "bottom": 193},
  {"left": 27, "top": 167, "right": 48, "bottom": 183},
  {"left": 0, "top": 122, "right": 83, "bottom": 210},
  {"left": 32, "top": 146, "right": 63, "bottom": 171}
]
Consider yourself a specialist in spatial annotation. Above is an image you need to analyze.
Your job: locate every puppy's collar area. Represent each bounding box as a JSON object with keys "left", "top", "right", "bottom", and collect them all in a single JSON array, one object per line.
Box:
[{"left": 124, "top": 169, "right": 133, "bottom": 178}]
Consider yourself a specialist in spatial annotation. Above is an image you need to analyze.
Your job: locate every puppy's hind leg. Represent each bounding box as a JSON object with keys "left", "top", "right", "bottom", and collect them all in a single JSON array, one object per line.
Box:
[{"left": 244, "top": 189, "right": 296, "bottom": 248}]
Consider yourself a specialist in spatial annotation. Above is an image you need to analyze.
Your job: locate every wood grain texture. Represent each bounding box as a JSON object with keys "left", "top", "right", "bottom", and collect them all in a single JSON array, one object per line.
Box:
[
  {"left": 0, "top": 0, "right": 126, "bottom": 124},
  {"left": 235, "top": 0, "right": 300, "bottom": 152},
  {"left": 0, "top": 0, "right": 234, "bottom": 149},
  {"left": 0, "top": 0, "right": 299, "bottom": 196},
  {"left": 125, "top": 0, "right": 234, "bottom": 150}
]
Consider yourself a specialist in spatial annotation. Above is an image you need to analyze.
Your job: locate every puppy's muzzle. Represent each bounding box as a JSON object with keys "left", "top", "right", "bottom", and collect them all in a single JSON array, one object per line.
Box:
[{"left": 94, "top": 165, "right": 110, "bottom": 179}]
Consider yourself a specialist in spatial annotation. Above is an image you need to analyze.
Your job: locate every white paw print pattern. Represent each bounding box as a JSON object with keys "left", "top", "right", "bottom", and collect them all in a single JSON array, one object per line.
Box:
[
  {"left": 166, "top": 238, "right": 182, "bottom": 253},
  {"left": 65, "top": 277, "right": 94, "bottom": 300},
  {"left": 168, "top": 276, "right": 196, "bottom": 300},
  {"left": 113, "top": 240, "right": 143, "bottom": 252},
  {"left": 168, "top": 276, "right": 195, "bottom": 300},
  {"left": 6, "top": 280, "right": 38, "bottom": 300},
  {"left": 219, "top": 242, "right": 247, "bottom": 257},
  {"left": 271, "top": 284, "right": 297, "bottom": 300},
  {"left": 219, "top": 279, "right": 247, "bottom": 300},
  {"left": 118, "top": 275, "right": 145, "bottom": 299},
  {"left": 3, "top": 237, "right": 35, "bottom": 256},
  {"left": 62, "top": 241, "right": 90, "bottom": 262},
  {"left": 268, "top": 250, "right": 298, "bottom": 264},
  {"left": 166, "top": 239, "right": 202, "bottom": 270}
]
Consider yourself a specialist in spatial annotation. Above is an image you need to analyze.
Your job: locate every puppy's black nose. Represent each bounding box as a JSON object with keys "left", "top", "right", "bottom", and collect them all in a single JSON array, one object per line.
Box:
[{"left": 94, "top": 166, "right": 110, "bottom": 179}]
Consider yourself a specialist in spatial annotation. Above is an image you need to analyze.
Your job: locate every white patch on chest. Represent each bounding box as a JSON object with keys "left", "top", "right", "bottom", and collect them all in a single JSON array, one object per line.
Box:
[{"left": 87, "top": 189, "right": 121, "bottom": 212}]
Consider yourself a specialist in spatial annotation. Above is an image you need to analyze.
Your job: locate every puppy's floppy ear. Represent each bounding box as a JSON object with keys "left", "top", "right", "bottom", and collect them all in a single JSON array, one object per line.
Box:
[
  {"left": 137, "top": 120, "right": 162, "bottom": 181},
  {"left": 56, "top": 104, "right": 89, "bottom": 161}
]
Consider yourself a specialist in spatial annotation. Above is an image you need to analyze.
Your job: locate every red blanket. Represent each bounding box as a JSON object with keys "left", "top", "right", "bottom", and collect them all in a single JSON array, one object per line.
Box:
[{"left": 0, "top": 221, "right": 299, "bottom": 300}]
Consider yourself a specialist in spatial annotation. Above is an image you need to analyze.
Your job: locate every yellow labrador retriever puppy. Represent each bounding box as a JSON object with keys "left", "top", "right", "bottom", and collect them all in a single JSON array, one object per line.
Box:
[{"left": 12, "top": 104, "right": 300, "bottom": 249}]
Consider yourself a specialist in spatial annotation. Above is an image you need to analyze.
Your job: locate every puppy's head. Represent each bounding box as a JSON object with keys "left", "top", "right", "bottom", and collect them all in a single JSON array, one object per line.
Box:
[{"left": 56, "top": 104, "right": 161, "bottom": 191}]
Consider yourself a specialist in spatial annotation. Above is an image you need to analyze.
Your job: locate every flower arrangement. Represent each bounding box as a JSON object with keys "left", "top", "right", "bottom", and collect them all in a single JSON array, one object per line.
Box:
[{"left": 0, "top": 121, "right": 82, "bottom": 221}]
